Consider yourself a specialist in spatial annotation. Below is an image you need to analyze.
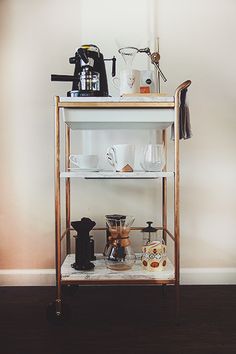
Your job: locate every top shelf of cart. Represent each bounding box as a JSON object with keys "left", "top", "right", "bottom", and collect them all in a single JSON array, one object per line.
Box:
[
  {"left": 58, "top": 96, "right": 175, "bottom": 130},
  {"left": 58, "top": 96, "right": 175, "bottom": 108}
]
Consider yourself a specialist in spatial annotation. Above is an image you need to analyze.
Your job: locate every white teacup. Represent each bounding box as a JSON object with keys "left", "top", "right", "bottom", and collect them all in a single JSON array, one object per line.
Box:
[
  {"left": 106, "top": 144, "right": 135, "bottom": 172},
  {"left": 113, "top": 69, "right": 140, "bottom": 96},
  {"left": 69, "top": 154, "right": 99, "bottom": 170}
]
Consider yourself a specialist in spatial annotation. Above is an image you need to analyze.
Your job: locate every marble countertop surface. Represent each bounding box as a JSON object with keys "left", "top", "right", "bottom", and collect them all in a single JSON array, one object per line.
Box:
[{"left": 61, "top": 254, "right": 174, "bottom": 282}]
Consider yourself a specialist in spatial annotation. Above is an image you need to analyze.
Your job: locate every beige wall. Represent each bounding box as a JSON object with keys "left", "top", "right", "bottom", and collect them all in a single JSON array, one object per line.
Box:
[
  {"left": 158, "top": 0, "right": 236, "bottom": 268},
  {"left": 0, "top": 0, "right": 236, "bottom": 278}
]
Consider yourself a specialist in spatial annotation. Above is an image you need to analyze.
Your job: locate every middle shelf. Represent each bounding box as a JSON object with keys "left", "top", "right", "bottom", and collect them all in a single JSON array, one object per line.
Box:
[{"left": 60, "top": 171, "right": 174, "bottom": 179}]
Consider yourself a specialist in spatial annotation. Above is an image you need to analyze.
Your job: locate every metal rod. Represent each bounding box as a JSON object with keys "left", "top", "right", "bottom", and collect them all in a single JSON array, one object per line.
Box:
[
  {"left": 163, "top": 228, "right": 175, "bottom": 242},
  {"left": 162, "top": 129, "right": 167, "bottom": 244},
  {"left": 156, "top": 37, "right": 161, "bottom": 93},
  {"left": 69, "top": 226, "right": 166, "bottom": 231},
  {"left": 174, "top": 86, "right": 180, "bottom": 286},
  {"left": 152, "top": 62, "right": 167, "bottom": 83},
  {"left": 61, "top": 226, "right": 175, "bottom": 242},
  {"left": 173, "top": 80, "right": 191, "bottom": 286},
  {"left": 174, "top": 85, "right": 180, "bottom": 319},
  {"left": 54, "top": 96, "right": 62, "bottom": 314},
  {"left": 65, "top": 125, "right": 71, "bottom": 254},
  {"left": 60, "top": 229, "right": 67, "bottom": 241}
]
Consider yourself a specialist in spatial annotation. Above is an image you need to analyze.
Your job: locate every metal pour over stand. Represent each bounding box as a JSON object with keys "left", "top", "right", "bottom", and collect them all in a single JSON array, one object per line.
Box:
[
  {"left": 118, "top": 44, "right": 167, "bottom": 94},
  {"left": 118, "top": 46, "right": 139, "bottom": 71}
]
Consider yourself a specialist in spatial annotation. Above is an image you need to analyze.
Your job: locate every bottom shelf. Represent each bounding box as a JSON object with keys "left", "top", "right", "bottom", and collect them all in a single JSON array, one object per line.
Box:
[{"left": 61, "top": 254, "right": 175, "bottom": 285}]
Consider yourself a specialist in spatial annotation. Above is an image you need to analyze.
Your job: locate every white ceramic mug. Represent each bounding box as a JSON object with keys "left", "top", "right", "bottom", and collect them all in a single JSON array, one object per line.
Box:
[
  {"left": 113, "top": 69, "right": 140, "bottom": 96},
  {"left": 69, "top": 154, "right": 99, "bottom": 170},
  {"left": 106, "top": 144, "right": 135, "bottom": 172}
]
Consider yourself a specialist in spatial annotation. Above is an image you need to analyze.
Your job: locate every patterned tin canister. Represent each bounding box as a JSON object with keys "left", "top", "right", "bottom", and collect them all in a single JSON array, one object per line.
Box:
[{"left": 141, "top": 241, "right": 167, "bottom": 271}]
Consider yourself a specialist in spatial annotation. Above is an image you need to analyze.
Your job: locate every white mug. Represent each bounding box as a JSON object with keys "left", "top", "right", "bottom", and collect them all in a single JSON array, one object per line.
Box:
[
  {"left": 69, "top": 154, "right": 99, "bottom": 170},
  {"left": 106, "top": 144, "right": 135, "bottom": 172},
  {"left": 113, "top": 69, "right": 140, "bottom": 96}
]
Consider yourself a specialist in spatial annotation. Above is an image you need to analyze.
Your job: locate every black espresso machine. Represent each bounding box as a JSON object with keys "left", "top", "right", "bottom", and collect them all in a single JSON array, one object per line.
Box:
[{"left": 51, "top": 44, "right": 116, "bottom": 97}]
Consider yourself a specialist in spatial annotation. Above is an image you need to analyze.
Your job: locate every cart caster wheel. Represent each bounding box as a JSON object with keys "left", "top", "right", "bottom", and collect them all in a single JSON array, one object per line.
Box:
[{"left": 46, "top": 301, "right": 70, "bottom": 324}]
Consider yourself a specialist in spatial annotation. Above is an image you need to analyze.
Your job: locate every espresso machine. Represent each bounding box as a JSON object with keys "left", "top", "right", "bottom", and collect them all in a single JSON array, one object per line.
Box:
[{"left": 51, "top": 44, "right": 116, "bottom": 97}]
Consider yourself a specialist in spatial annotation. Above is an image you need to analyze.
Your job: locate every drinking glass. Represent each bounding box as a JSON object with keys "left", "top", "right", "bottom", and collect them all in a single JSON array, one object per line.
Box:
[{"left": 140, "top": 144, "right": 165, "bottom": 172}]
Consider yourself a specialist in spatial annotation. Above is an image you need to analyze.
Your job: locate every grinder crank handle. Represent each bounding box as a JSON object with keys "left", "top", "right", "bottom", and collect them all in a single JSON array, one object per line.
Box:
[
  {"left": 51, "top": 74, "right": 79, "bottom": 82},
  {"left": 151, "top": 62, "right": 167, "bottom": 82},
  {"left": 112, "top": 56, "right": 116, "bottom": 77}
]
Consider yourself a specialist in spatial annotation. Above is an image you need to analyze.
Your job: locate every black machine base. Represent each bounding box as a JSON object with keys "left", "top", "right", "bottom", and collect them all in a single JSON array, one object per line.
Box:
[
  {"left": 67, "top": 90, "right": 108, "bottom": 97},
  {"left": 71, "top": 262, "right": 95, "bottom": 271}
]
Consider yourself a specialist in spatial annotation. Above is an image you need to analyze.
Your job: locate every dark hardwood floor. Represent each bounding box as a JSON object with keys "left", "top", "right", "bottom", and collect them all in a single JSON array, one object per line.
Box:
[{"left": 0, "top": 285, "right": 235, "bottom": 354}]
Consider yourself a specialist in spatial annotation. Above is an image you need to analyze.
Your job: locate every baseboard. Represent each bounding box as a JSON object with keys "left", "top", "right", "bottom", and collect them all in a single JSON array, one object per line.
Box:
[
  {"left": 0, "top": 269, "right": 56, "bottom": 286},
  {"left": 0, "top": 267, "right": 236, "bottom": 286},
  {"left": 180, "top": 267, "right": 236, "bottom": 285}
]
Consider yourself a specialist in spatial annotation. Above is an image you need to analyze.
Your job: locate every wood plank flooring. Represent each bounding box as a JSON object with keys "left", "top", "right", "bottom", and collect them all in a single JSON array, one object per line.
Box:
[{"left": 0, "top": 286, "right": 235, "bottom": 354}]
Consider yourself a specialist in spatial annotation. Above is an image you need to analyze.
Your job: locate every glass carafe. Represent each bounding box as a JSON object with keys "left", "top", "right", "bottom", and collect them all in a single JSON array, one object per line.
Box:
[{"left": 104, "top": 215, "right": 136, "bottom": 271}]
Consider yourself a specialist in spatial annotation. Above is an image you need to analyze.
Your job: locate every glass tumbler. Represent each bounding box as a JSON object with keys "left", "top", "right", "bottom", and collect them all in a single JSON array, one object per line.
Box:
[{"left": 140, "top": 144, "right": 165, "bottom": 172}]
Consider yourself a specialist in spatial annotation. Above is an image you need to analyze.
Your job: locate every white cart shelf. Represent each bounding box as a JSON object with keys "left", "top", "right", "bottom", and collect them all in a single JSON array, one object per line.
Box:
[
  {"left": 60, "top": 171, "right": 174, "bottom": 179},
  {"left": 61, "top": 96, "right": 175, "bottom": 130}
]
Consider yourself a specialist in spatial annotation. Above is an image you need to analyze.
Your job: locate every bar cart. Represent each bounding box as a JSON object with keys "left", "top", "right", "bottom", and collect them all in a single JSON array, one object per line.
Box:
[{"left": 47, "top": 80, "right": 191, "bottom": 321}]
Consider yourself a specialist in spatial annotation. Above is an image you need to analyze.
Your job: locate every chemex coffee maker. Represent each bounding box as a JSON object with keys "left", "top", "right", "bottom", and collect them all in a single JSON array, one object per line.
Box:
[{"left": 51, "top": 44, "right": 116, "bottom": 97}]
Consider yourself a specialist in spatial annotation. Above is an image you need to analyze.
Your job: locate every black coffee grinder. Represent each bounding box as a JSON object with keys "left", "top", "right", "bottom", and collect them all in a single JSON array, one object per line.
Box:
[
  {"left": 71, "top": 217, "right": 96, "bottom": 271},
  {"left": 51, "top": 44, "right": 116, "bottom": 97}
]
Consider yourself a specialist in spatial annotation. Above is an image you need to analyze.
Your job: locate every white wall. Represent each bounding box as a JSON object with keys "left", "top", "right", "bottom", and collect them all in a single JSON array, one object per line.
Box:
[
  {"left": 158, "top": 0, "right": 236, "bottom": 269},
  {"left": 0, "top": 0, "right": 236, "bottom": 283}
]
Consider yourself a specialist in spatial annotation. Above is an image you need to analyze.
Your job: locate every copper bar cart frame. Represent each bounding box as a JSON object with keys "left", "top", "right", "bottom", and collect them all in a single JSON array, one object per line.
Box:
[{"left": 52, "top": 80, "right": 191, "bottom": 319}]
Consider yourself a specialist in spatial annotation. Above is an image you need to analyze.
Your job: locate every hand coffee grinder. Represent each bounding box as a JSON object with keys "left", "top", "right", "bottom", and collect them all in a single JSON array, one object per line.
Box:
[
  {"left": 51, "top": 44, "right": 116, "bottom": 97},
  {"left": 71, "top": 217, "right": 96, "bottom": 271}
]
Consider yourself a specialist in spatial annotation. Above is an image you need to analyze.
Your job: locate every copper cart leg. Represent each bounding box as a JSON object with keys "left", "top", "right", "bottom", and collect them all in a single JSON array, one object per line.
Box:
[
  {"left": 174, "top": 86, "right": 181, "bottom": 319},
  {"left": 162, "top": 129, "right": 167, "bottom": 244},
  {"left": 65, "top": 125, "right": 71, "bottom": 254},
  {"left": 162, "top": 129, "right": 167, "bottom": 296},
  {"left": 55, "top": 96, "right": 62, "bottom": 316}
]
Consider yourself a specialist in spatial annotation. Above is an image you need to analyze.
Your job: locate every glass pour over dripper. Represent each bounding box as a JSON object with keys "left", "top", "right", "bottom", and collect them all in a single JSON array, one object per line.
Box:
[
  {"left": 104, "top": 215, "right": 136, "bottom": 271},
  {"left": 118, "top": 47, "right": 139, "bottom": 70}
]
